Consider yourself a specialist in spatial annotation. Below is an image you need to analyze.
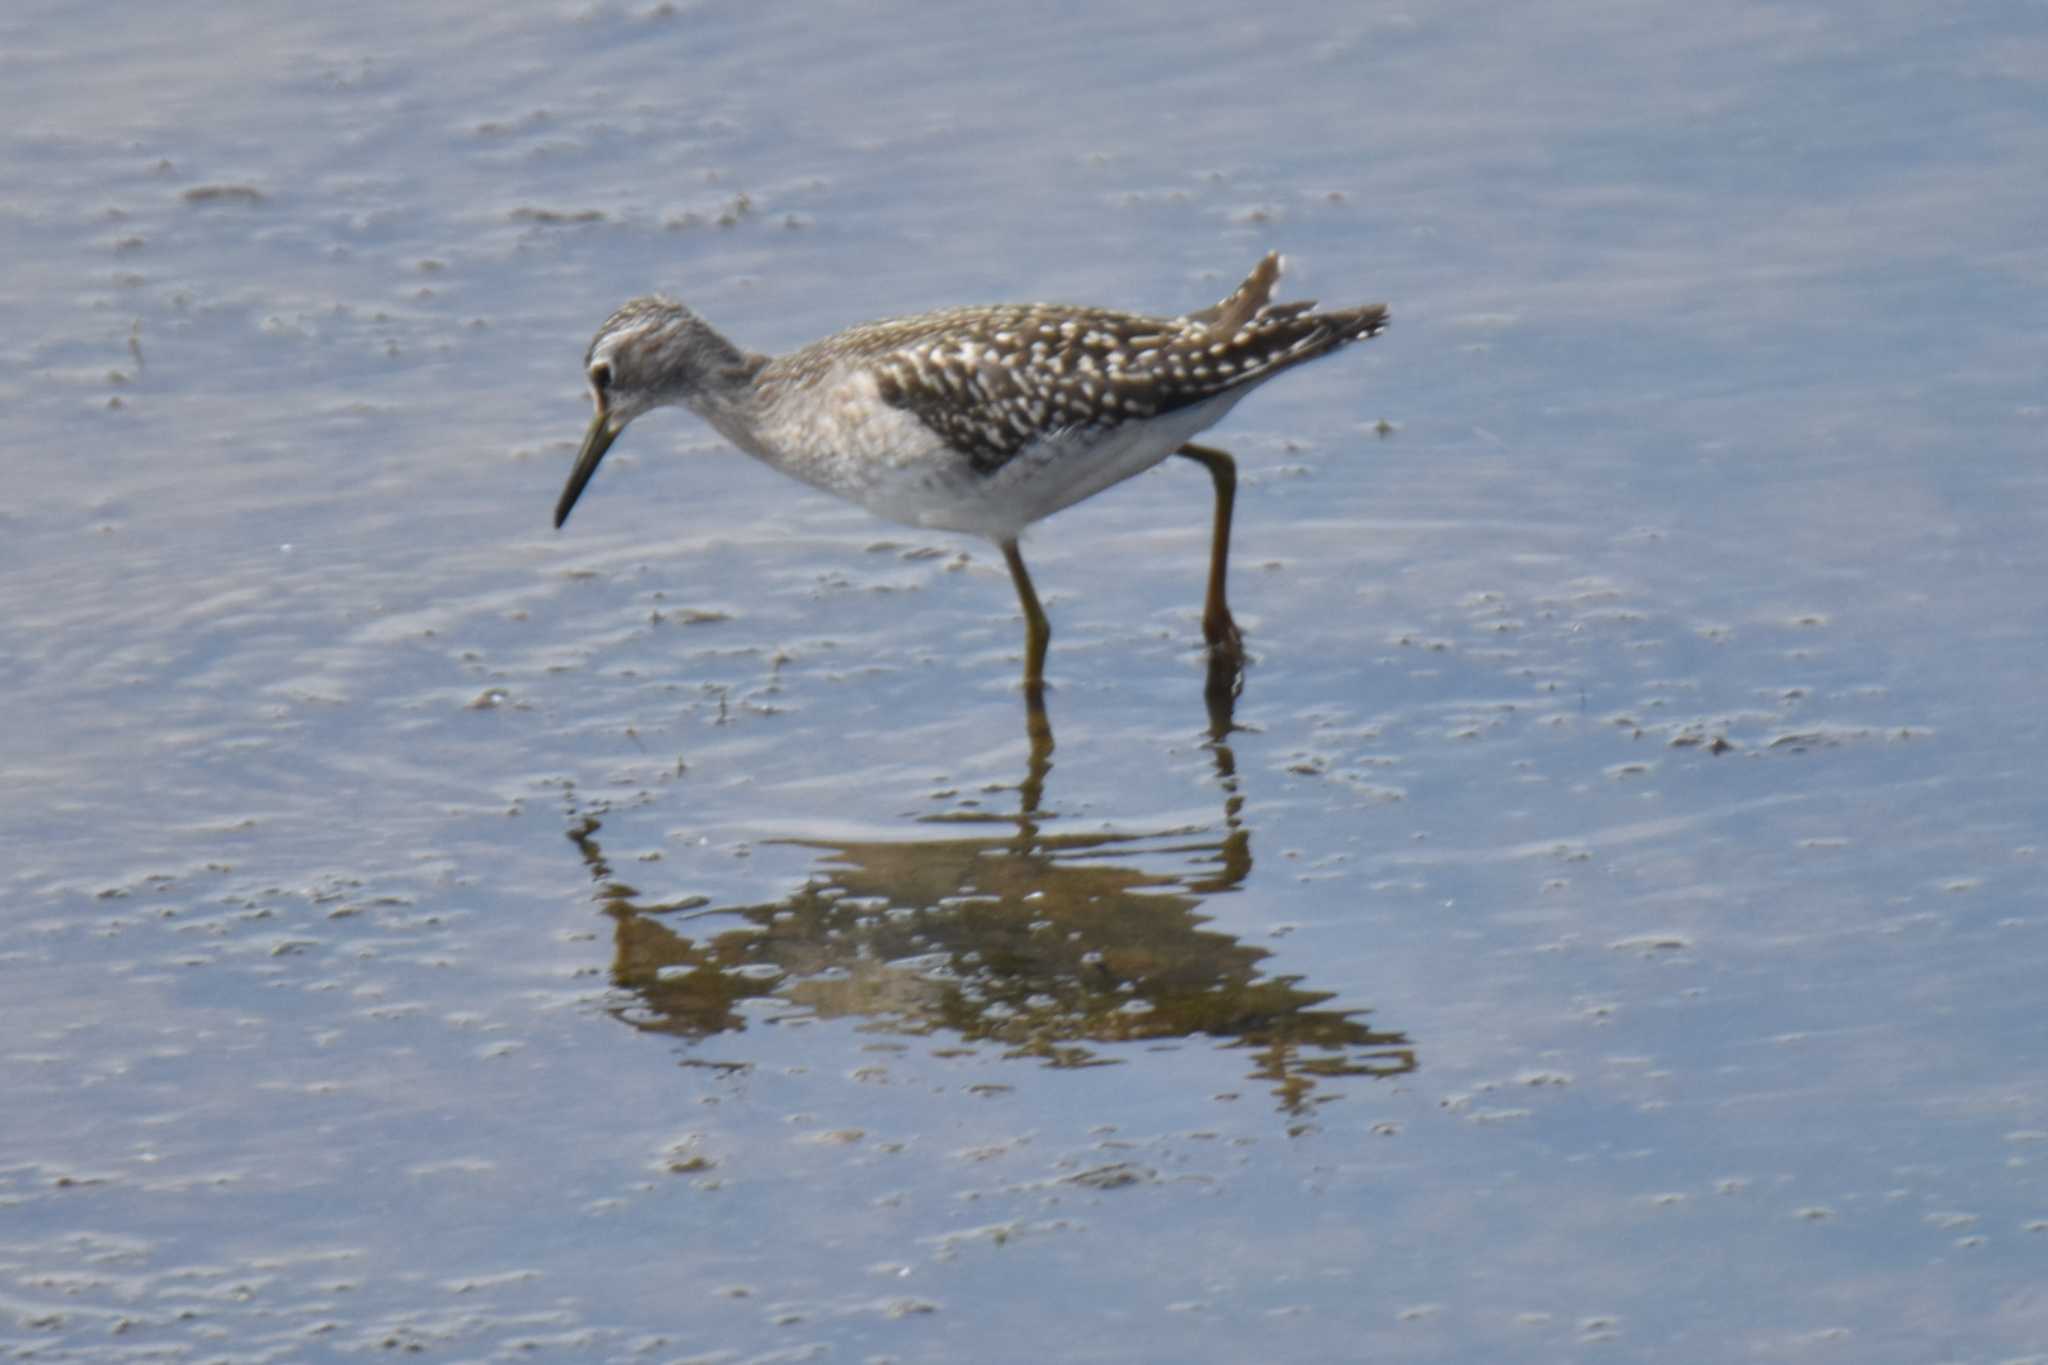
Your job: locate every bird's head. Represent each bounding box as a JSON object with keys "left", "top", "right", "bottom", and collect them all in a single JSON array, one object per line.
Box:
[{"left": 554, "top": 297, "right": 747, "bottom": 529}]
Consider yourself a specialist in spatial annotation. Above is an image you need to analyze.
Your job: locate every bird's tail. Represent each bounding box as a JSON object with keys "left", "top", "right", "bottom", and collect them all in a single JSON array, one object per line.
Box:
[
  {"left": 1187, "top": 252, "right": 1283, "bottom": 332},
  {"left": 1188, "top": 253, "right": 1388, "bottom": 343},
  {"left": 1316, "top": 300, "right": 1391, "bottom": 343}
]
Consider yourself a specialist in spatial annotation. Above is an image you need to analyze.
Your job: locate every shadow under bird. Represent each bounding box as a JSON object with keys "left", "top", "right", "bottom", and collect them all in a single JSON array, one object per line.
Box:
[{"left": 553, "top": 253, "right": 1387, "bottom": 696}]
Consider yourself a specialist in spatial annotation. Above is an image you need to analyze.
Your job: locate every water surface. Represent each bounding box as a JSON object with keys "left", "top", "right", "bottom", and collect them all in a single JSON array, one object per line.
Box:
[{"left": 4, "top": 1, "right": 2045, "bottom": 1360}]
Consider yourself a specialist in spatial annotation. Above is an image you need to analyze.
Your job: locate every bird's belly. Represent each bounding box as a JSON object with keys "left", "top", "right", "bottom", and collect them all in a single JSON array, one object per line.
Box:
[
  {"left": 746, "top": 373, "right": 1244, "bottom": 541},
  {"left": 873, "top": 392, "right": 1248, "bottom": 540}
]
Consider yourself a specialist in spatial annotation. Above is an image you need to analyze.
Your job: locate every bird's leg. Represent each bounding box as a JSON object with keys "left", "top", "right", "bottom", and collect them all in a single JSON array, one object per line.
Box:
[
  {"left": 1175, "top": 443, "right": 1245, "bottom": 661},
  {"left": 1000, "top": 538, "right": 1052, "bottom": 695},
  {"left": 1018, "top": 696, "right": 1055, "bottom": 816}
]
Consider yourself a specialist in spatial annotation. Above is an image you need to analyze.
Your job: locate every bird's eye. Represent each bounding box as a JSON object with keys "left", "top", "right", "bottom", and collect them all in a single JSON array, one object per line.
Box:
[{"left": 589, "top": 362, "right": 613, "bottom": 394}]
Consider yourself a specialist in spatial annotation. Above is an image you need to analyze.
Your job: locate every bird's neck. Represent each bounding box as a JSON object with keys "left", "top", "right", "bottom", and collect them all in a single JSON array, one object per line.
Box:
[
  {"left": 677, "top": 313, "right": 753, "bottom": 374},
  {"left": 682, "top": 347, "right": 774, "bottom": 457},
  {"left": 659, "top": 309, "right": 758, "bottom": 407}
]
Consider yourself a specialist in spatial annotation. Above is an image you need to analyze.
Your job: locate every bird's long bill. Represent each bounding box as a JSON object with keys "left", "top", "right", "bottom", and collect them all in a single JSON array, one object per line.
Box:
[{"left": 554, "top": 411, "right": 618, "bottom": 529}]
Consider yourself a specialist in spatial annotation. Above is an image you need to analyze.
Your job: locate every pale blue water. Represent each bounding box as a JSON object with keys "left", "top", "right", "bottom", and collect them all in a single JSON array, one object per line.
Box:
[{"left": 4, "top": 2, "right": 2045, "bottom": 1361}]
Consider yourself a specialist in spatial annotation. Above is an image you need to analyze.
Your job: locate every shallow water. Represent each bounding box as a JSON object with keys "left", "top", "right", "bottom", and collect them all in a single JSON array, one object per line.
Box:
[{"left": 5, "top": 1, "right": 2046, "bottom": 1360}]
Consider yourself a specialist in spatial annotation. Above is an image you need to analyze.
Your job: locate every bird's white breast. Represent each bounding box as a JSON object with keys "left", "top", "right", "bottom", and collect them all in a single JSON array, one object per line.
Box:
[{"left": 736, "top": 369, "right": 1249, "bottom": 541}]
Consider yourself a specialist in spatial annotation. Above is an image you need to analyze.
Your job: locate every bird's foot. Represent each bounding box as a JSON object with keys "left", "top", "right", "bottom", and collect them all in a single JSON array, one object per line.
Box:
[
  {"left": 1201, "top": 614, "right": 1246, "bottom": 714},
  {"left": 1202, "top": 609, "right": 1245, "bottom": 663}
]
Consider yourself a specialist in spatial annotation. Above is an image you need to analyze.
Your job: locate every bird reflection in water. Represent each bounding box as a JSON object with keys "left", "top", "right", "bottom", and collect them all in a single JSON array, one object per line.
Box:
[{"left": 564, "top": 671, "right": 1413, "bottom": 1118}]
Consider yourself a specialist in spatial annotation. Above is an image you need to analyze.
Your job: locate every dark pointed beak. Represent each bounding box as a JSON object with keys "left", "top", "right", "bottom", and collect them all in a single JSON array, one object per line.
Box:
[{"left": 554, "top": 408, "right": 618, "bottom": 529}]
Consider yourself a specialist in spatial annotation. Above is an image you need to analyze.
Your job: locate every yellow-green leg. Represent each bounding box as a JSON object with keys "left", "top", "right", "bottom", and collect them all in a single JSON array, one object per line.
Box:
[
  {"left": 1175, "top": 442, "right": 1245, "bottom": 660},
  {"left": 1000, "top": 538, "right": 1051, "bottom": 694}
]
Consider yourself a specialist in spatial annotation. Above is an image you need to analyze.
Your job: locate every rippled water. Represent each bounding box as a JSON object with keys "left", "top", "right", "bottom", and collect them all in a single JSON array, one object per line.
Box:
[{"left": 5, "top": 1, "right": 2045, "bottom": 1360}]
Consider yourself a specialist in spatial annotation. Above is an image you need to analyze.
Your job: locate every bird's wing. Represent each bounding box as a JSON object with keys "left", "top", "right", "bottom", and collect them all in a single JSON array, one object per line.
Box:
[{"left": 852, "top": 299, "right": 1381, "bottom": 474}]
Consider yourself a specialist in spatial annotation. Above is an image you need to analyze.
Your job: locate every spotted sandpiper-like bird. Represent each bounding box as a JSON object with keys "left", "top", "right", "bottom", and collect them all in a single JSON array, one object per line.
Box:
[{"left": 553, "top": 253, "right": 1387, "bottom": 696}]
